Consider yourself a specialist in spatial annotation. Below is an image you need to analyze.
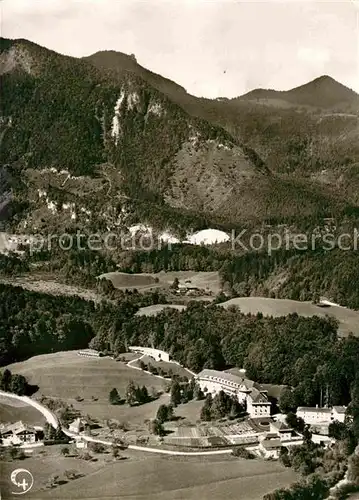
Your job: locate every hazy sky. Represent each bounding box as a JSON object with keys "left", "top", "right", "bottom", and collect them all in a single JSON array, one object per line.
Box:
[{"left": 2, "top": 0, "right": 358, "bottom": 97}]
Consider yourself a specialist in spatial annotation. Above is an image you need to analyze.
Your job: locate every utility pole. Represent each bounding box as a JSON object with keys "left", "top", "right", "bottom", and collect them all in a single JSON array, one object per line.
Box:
[{"left": 324, "top": 384, "right": 329, "bottom": 408}]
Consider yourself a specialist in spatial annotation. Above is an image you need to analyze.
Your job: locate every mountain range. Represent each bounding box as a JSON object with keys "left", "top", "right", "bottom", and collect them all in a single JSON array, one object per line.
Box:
[{"left": 1, "top": 37, "right": 359, "bottom": 234}]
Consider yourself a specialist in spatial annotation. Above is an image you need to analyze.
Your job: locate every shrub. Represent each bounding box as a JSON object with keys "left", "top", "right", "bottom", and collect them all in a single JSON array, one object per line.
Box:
[
  {"left": 88, "top": 442, "right": 106, "bottom": 454},
  {"left": 232, "top": 447, "right": 256, "bottom": 459}
]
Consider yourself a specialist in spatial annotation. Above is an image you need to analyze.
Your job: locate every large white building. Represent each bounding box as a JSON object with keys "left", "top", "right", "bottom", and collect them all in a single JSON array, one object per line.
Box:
[
  {"left": 297, "top": 405, "right": 347, "bottom": 425},
  {"left": 196, "top": 369, "right": 271, "bottom": 418},
  {"left": 247, "top": 387, "right": 272, "bottom": 418}
]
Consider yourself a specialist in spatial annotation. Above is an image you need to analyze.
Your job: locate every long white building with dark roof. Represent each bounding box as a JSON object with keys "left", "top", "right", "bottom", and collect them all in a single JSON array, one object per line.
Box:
[
  {"left": 196, "top": 369, "right": 271, "bottom": 418},
  {"left": 297, "top": 405, "right": 347, "bottom": 425}
]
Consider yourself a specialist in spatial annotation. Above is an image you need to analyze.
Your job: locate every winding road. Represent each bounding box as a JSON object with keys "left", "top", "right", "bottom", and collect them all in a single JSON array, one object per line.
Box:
[{"left": 0, "top": 389, "right": 233, "bottom": 456}]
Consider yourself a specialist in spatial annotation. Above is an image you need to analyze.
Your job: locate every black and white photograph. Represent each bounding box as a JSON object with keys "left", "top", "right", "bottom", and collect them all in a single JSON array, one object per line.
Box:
[{"left": 0, "top": 0, "right": 358, "bottom": 498}]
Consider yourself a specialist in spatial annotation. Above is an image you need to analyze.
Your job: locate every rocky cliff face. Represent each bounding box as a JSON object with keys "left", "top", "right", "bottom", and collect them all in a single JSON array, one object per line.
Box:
[{"left": 0, "top": 38, "right": 356, "bottom": 234}]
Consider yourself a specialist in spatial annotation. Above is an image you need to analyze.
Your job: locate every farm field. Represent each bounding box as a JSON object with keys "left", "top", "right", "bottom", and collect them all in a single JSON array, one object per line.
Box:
[
  {"left": 165, "top": 407, "right": 259, "bottom": 448},
  {"left": 7, "top": 351, "right": 169, "bottom": 425},
  {"left": 218, "top": 297, "right": 359, "bottom": 337},
  {"left": 99, "top": 270, "right": 221, "bottom": 295},
  {"left": 37, "top": 453, "right": 298, "bottom": 500},
  {"left": 0, "top": 394, "right": 46, "bottom": 427}
]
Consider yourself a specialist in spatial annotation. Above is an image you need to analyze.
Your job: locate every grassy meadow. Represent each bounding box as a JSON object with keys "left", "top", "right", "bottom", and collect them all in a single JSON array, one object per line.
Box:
[
  {"left": 7, "top": 351, "right": 169, "bottom": 425},
  {"left": 218, "top": 297, "right": 359, "bottom": 337},
  {"left": 0, "top": 394, "right": 46, "bottom": 427}
]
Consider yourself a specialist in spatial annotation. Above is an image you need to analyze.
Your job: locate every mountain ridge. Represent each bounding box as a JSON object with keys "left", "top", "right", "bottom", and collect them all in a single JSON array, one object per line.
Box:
[
  {"left": 0, "top": 37, "right": 358, "bottom": 234},
  {"left": 85, "top": 47, "right": 359, "bottom": 108},
  {"left": 240, "top": 75, "right": 359, "bottom": 108}
]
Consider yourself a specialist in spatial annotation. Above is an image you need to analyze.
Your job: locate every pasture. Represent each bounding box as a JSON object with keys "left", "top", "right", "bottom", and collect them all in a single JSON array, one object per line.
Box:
[
  {"left": 7, "top": 351, "right": 169, "bottom": 425},
  {"left": 0, "top": 393, "right": 46, "bottom": 427},
  {"left": 37, "top": 453, "right": 298, "bottom": 500},
  {"left": 99, "top": 270, "right": 221, "bottom": 295},
  {"left": 0, "top": 452, "right": 106, "bottom": 499},
  {"left": 218, "top": 297, "right": 359, "bottom": 337}
]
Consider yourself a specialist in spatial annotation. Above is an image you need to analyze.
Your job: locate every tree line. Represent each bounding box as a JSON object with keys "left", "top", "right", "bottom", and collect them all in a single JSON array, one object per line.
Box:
[{"left": 2, "top": 282, "right": 359, "bottom": 412}]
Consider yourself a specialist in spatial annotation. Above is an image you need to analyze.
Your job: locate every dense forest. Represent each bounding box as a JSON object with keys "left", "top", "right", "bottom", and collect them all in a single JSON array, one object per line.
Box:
[
  {"left": 2, "top": 38, "right": 359, "bottom": 236},
  {"left": 0, "top": 283, "right": 140, "bottom": 365},
  {"left": 91, "top": 303, "right": 359, "bottom": 409},
  {"left": 2, "top": 283, "right": 359, "bottom": 411},
  {"left": 2, "top": 239, "right": 359, "bottom": 309}
]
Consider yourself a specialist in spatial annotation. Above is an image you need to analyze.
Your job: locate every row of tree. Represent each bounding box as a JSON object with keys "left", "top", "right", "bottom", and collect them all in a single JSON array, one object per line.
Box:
[
  {"left": 2, "top": 281, "right": 359, "bottom": 412},
  {"left": 200, "top": 391, "right": 246, "bottom": 421}
]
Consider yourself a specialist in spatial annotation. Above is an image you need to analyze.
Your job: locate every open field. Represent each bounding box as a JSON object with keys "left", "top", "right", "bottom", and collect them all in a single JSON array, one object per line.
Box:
[
  {"left": 218, "top": 297, "right": 359, "bottom": 337},
  {"left": 7, "top": 351, "right": 169, "bottom": 425},
  {"left": 35, "top": 453, "right": 298, "bottom": 500},
  {"left": 99, "top": 271, "right": 161, "bottom": 290},
  {"left": 0, "top": 394, "right": 46, "bottom": 427},
  {"left": 99, "top": 270, "right": 221, "bottom": 295},
  {"left": 171, "top": 400, "right": 205, "bottom": 425},
  {"left": 136, "top": 304, "right": 187, "bottom": 316},
  {"left": 0, "top": 275, "right": 101, "bottom": 302},
  {"left": 0, "top": 452, "right": 107, "bottom": 499}
]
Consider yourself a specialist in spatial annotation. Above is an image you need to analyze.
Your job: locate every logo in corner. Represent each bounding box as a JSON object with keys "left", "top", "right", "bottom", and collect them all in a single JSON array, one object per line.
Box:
[{"left": 10, "top": 469, "right": 34, "bottom": 495}]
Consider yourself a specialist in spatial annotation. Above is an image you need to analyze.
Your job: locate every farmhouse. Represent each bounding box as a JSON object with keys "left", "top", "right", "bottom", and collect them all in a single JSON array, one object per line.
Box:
[
  {"left": 196, "top": 369, "right": 271, "bottom": 418},
  {"left": 75, "top": 437, "right": 88, "bottom": 449},
  {"left": 297, "top": 405, "right": 347, "bottom": 425},
  {"left": 0, "top": 421, "right": 38, "bottom": 446},
  {"left": 269, "top": 420, "right": 293, "bottom": 441},
  {"left": 258, "top": 436, "right": 282, "bottom": 459},
  {"left": 128, "top": 346, "right": 170, "bottom": 362}
]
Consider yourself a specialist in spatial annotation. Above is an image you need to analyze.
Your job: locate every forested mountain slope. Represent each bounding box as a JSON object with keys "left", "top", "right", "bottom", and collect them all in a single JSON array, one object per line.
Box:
[
  {"left": 88, "top": 50, "right": 359, "bottom": 189},
  {"left": 1, "top": 38, "right": 357, "bottom": 233}
]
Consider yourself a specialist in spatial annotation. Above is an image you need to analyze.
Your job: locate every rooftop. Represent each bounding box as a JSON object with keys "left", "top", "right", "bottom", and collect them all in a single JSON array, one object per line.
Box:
[
  {"left": 265, "top": 433, "right": 279, "bottom": 439},
  {"left": 69, "top": 418, "right": 87, "bottom": 431},
  {"left": 249, "top": 387, "right": 269, "bottom": 403},
  {"left": 333, "top": 406, "right": 346, "bottom": 414},
  {"left": 261, "top": 438, "right": 281, "bottom": 449},
  {"left": 297, "top": 407, "right": 332, "bottom": 413},
  {"left": 270, "top": 420, "right": 292, "bottom": 432},
  {"left": 197, "top": 369, "right": 252, "bottom": 389},
  {"left": 0, "top": 421, "right": 35, "bottom": 435}
]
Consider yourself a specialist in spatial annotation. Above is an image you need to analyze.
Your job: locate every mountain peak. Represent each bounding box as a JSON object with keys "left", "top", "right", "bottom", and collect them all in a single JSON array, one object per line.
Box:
[
  {"left": 286, "top": 75, "right": 358, "bottom": 108},
  {"left": 313, "top": 74, "right": 335, "bottom": 82},
  {"left": 240, "top": 75, "right": 358, "bottom": 109}
]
